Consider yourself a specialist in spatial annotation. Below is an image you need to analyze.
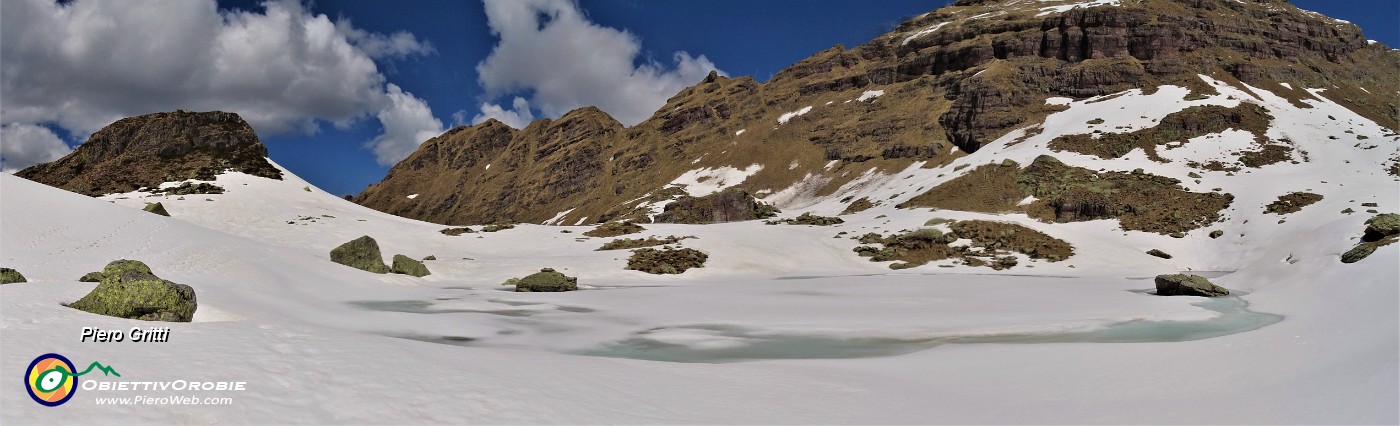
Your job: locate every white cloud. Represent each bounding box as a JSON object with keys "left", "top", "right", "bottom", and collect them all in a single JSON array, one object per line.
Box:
[
  {"left": 475, "top": 0, "right": 723, "bottom": 126},
  {"left": 336, "top": 20, "right": 436, "bottom": 60},
  {"left": 369, "top": 84, "right": 444, "bottom": 166},
  {"left": 0, "top": 0, "right": 442, "bottom": 167},
  {"left": 472, "top": 97, "right": 535, "bottom": 129},
  {"left": 1, "top": 123, "right": 72, "bottom": 173}
]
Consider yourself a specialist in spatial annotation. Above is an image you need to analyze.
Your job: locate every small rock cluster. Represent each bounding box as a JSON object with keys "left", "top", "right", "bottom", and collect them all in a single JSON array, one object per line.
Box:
[{"left": 330, "top": 236, "right": 430, "bottom": 277}]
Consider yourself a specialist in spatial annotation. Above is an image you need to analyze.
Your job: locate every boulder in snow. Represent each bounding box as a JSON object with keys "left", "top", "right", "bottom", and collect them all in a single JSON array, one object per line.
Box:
[
  {"left": 391, "top": 254, "right": 431, "bottom": 277},
  {"left": 330, "top": 236, "right": 390, "bottom": 274},
  {"left": 143, "top": 202, "right": 170, "bottom": 216},
  {"left": 68, "top": 260, "right": 197, "bottom": 322},
  {"left": 1154, "top": 274, "right": 1229, "bottom": 297},
  {"left": 515, "top": 268, "right": 578, "bottom": 292},
  {"left": 0, "top": 267, "right": 27, "bottom": 284}
]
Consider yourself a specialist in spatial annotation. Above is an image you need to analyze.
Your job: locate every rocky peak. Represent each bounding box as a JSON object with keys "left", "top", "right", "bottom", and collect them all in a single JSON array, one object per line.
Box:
[{"left": 17, "top": 110, "right": 281, "bottom": 196}]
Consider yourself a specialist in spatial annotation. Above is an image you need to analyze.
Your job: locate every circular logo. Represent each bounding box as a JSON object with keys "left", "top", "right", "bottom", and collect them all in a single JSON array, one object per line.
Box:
[{"left": 26, "top": 353, "right": 77, "bottom": 406}]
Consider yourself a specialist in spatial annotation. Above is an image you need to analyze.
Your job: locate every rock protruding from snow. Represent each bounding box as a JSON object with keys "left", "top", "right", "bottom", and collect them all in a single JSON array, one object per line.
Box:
[
  {"left": 654, "top": 188, "right": 779, "bottom": 224},
  {"left": 143, "top": 202, "right": 170, "bottom": 217},
  {"left": 1342, "top": 214, "right": 1400, "bottom": 264},
  {"left": 1363, "top": 214, "right": 1400, "bottom": 242},
  {"left": 0, "top": 268, "right": 27, "bottom": 284},
  {"left": 1154, "top": 274, "right": 1229, "bottom": 297},
  {"left": 391, "top": 254, "right": 431, "bottom": 277},
  {"left": 68, "top": 260, "right": 197, "bottom": 322},
  {"left": 514, "top": 268, "right": 579, "bottom": 292},
  {"left": 330, "top": 236, "right": 390, "bottom": 274}
]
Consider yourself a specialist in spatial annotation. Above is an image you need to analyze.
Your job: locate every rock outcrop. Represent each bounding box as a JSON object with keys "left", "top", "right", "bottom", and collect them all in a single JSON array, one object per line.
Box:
[
  {"left": 1154, "top": 273, "right": 1229, "bottom": 297},
  {"left": 68, "top": 260, "right": 197, "bottom": 322},
  {"left": 653, "top": 188, "right": 779, "bottom": 224},
  {"left": 330, "top": 236, "right": 390, "bottom": 274},
  {"left": 17, "top": 111, "right": 281, "bottom": 196}
]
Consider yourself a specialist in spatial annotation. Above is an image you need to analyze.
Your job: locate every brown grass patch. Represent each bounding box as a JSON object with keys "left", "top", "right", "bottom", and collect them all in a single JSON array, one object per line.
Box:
[
  {"left": 583, "top": 221, "right": 646, "bottom": 237},
  {"left": 1263, "top": 192, "right": 1323, "bottom": 214},
  {"left": 597, "top": 235, "right": 694, "bottom": 251},
  {"left": 1048, "top": 103, "right": 1272, "bottom": 161},
  {"left": 853, "top": 220, "right": 1073, "bottom": 270},
  {"left": 897, "top": 161, "right": 1024, "bottom": 212},
  {"left": 902, "top": 155, "right": 1232, "bottom": 234}
]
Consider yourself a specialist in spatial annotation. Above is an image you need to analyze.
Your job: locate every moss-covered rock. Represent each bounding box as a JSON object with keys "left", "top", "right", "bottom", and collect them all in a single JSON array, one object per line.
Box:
[
  {"left": 1363, "top": 213, "right": 1400, "bottom": 242},
  {"left": 627, "top": 248, "right": 708, "bottom": 274},
  {"left": 1209, "top": 230, "right": 1224, "bottom": 239},
  {"left": 584, "top": 221, "right": 645, "bottom": 237},
  {"left": 143, "top": 202, "right": 170, "bottom": 216},
  {"left": 1154, "top": 274, "right": 1228, "bottom": 297},
  {"left": 1340, "top": 244, "right": 1376, "bottom": 264},
  {"left": 67, "top": 262, "right": 197, "bottom": 321},
  {"left": 422, "top": 255, "right": 436, "bottom": 261},
  {"left": 1146, "top": 249, "right": 1173, "bottom": 259},
  {"left": 330, "top": 236, "right": 389, "bottom": 273},
  {"left": 391, "top": 254, "right": 431, "bottom": 277},
  {"left": 514, "top": 268, "right": 578, "bottom": 292},
  {"left": 0, "top": 268, "right": 27, "bottom": 284}
]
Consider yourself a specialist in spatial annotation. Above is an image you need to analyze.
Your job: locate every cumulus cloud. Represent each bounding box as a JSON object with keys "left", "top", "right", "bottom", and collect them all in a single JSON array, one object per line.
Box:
[
  {"left": 0, "top": 0, "right": 444, "bottom": 168},
  {"left": 0, "top": 123, "right": 71, "bottom": 173},
  {"left": 471, "top": 97, "right": 536, "bottom": 129},
  {"left": 475, "top": 0, "right": 723, "bottom": 126},
  {"left": 370, "top": 84, "right": 444, "bottom": 166}
]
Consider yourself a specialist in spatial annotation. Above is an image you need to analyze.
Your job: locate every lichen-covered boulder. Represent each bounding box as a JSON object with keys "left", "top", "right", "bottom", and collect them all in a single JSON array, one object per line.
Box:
[
  {"left": 1154, "top": 274, "right": 1229, "bottom": 297},
  {"left": 1341, "top": 244, "right": 1377, "bottom": 264},
  {"left": 0, "top": 268, "right": 27, "bottom": 284},
  {"left": 391, "top": 254, "right": 431, "bottom": 277},
  {"left": 1363, "top": 214, "right": 1400, "bottom": 242},
  {"left": 515, "top": 268, "right": 578, "bottom": 292},
  {"left": 1146, "top": 249, "right": 1173, "bottom": 259},
  {"left": 67, "top": 264, "right": 197, "bottom": 322},
  {"left": 143, "top": 202, "right": 170, "bottom": 216},
  {"left": 330, "top": 236, "right": 390, "bottom": 273}
]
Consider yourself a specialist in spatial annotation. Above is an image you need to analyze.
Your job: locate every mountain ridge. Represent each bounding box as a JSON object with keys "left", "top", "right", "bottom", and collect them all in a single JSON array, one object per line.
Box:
[{"left": 352, "top": 0, "right": 1398, "bottom": 227}]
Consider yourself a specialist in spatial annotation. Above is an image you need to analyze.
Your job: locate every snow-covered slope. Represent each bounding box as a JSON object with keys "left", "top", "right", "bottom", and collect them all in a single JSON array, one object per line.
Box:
[{"left": 3, "top": 76, "right": 1397, "bottom": 423}]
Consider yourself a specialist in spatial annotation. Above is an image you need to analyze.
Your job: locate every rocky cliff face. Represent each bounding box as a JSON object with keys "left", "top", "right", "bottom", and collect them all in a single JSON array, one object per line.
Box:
[
  {"left": 17, "top": 111, "right": 281, "bottom": 196},
  {"left": 356, "top": 0, "right": 1399, "bottom": 226}
]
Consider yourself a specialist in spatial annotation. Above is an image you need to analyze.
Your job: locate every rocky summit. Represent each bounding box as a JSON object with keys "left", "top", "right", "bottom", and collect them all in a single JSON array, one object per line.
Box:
[
  {"left": 17, "top": 110, "right": 282, "bottom": 196},
  {"left": 354, "top": 0, "right": 1398, "bottom": 227}
]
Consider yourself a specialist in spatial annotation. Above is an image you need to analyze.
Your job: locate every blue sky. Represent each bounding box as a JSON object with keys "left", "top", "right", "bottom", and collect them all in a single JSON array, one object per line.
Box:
[{"left": 2, "top": 0, "right": 1396, "bottom": 196}]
